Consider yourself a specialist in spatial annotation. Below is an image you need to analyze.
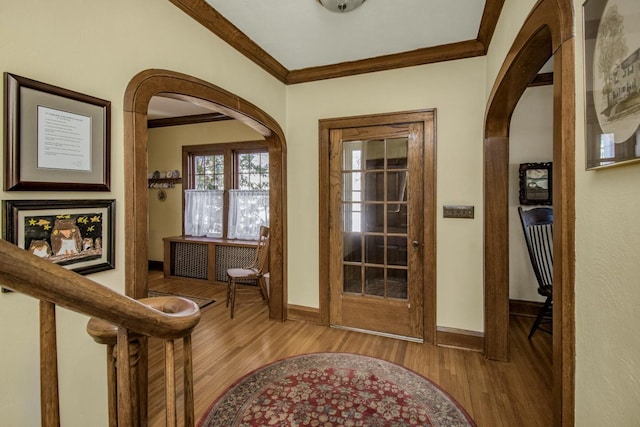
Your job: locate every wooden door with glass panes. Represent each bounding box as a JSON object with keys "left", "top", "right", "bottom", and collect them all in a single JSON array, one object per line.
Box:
[{"left": 329, "top": 123, "right": 424, "bottom": 340}]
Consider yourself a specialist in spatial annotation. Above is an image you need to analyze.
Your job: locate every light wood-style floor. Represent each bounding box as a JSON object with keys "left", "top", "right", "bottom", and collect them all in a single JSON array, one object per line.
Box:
[{"left": 147, "top": 271, "right": 552, "bottom": 427}]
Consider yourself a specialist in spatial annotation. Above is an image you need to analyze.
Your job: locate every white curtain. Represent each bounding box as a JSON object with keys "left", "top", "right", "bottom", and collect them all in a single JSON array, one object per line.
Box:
[
  {"left": 227, "top": 190, "right": 269, "bottom": 240},
  {"left": 184, "top": 190, "right": 223, "bottom": 237}
]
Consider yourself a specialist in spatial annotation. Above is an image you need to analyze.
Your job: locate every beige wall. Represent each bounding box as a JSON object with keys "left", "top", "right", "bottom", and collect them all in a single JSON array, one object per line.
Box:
[
  {"left": 489, "top": 0, "right": 640, "bottom": 423},
  {"left": 4, "top": 0, "right": 640, "bottom": 424},
  {"left": 286, "top": 58, "right": 487, "bottom": 331},
  {"left": 0, "top": 1, "right": 285, "bottom": 425},
  {"left": 485, "top": 0, "right": 539, "bottom": 95},
  {"left": 147, "top": 121, "right": 264, "bottom": 261},
  {"left": 509, "top": 85, "right": 554, "bottom": 301},
  {"left": 574, "top": 4, "right": 640, "bottom": 425}
]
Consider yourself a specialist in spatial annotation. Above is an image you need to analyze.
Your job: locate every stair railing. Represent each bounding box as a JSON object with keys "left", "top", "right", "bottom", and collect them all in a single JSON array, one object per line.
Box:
[{"left": 0, "top": 239, "right": 201, "bottom": 427}]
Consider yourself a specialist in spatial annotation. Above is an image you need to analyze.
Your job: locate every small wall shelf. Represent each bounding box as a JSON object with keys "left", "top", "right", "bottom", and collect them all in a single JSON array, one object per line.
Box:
[{"left": 148, "top": 178, "right": 182, "bottom": 189}]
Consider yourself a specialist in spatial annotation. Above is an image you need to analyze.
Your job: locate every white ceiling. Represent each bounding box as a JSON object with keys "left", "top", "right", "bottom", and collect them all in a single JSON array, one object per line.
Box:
[
  {"left": 150, "top": 1, "right": 531, "bottom": 120},
  {"left": 205, "top": 0, "right": 487, "bottom": 70}
]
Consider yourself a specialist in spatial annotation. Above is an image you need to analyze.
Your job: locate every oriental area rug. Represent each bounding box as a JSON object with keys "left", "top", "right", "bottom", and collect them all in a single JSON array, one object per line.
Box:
[{"left": 198, "top": 352, "right": 476, "bottom": 426}]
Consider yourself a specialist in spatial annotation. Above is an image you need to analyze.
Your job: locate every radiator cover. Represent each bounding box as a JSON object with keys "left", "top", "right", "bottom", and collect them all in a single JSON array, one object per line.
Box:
[
  {"left": 215, "top": 245, "right": 257, "bottom": 283},
  {"left": 170, "top": 241, "right": 208, "bottom": 280},
  {"left": 168, "top": 240, "right": 257, "bottom": 283}
]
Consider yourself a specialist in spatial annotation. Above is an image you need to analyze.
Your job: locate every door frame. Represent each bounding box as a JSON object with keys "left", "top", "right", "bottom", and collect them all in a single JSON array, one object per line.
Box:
[
  {"left": 123, "top": 69, "right": 288, "bottom": 322},
  {"left": 319, "top": 110, "right": 437, "bottom": 344},
  {"left": 483, "top": 0, "right": 575, "bottom": 425}
]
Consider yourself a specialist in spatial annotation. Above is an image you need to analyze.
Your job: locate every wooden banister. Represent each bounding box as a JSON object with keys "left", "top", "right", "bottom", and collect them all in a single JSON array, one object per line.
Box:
[
  {"left": 87, "top": 296, "right": 198, "bottom": 427},
  {"left": 0, "top": 239, "right": 201, "bottom": 426},
  {"left": 0, "top": 239, "right": 200, "bottom": 339}
]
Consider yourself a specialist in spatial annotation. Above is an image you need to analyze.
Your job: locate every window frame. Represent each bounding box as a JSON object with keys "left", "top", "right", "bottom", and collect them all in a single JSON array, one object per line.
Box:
[{"left": 182, "top": 141, "right": 268, "bottom": 239}]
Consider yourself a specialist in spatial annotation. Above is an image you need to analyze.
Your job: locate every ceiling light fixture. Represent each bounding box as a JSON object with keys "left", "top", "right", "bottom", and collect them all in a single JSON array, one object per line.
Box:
[{"left": 317, "top": 0, "right": 366, "bottom": 13}]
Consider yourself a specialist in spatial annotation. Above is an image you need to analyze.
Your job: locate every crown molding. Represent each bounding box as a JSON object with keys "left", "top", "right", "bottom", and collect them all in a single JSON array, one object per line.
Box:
[
  {"left": 168, "top": 0, "right": 504, "bottom": 85},
  {"left": 168, "top": 0, "right": 289, "bottom": 83}
]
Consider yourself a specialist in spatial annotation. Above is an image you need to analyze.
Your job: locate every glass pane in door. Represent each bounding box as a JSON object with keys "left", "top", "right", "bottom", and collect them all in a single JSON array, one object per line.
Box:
[{"left": 341, "top": 137, "right": 409, "bottom": 300}]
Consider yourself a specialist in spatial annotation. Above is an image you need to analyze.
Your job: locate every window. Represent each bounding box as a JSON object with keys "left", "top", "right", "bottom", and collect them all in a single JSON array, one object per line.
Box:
[
  {"left": 237, "top": 151, "right": 270, "bottom": 190},
  {"left": 183, "top": 141, "right": 269, "bottom": 239},
  {"left": 194, "top": 154, "right": 224, "bottom": 190}
]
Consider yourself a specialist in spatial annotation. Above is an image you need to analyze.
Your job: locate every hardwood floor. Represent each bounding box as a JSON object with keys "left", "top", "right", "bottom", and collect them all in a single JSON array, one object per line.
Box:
[{"left": 146, "top": 271, "right": 552, "bottom": 426}]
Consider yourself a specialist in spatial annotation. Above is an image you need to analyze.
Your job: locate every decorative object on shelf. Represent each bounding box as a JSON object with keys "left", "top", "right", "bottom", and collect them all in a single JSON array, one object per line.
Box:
[
  {"left": 519, "top": 162, "right": 552, "bottom": 205},
  {"left": 4, "top": 73, "right": 111, "bottom": 191},
  {"left": 583, "top": 0, "right": 640, "bottom": 170},
  {"left": 3, "top": 199, "right": 116, "bottom": 275},
  {"left": 148, "top": 178, "right": 181, "bottom": 189},
  {"left": 317, "top": 0, "right": 366, "bottom": 13}
]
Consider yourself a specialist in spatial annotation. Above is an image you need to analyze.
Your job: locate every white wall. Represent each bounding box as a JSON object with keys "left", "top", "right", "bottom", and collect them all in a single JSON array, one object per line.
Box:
[
  {"left": 509, "top": 85, "right": 554, "bottom": 301},
  {"left": 286, "top": 58, "right": 487, "bottom": 332},
  {"left": 147, "top": 121, "right": 264, "bottom": 261},
  {"left": 0, "top": 1, "right": 285, "bottom": 425},
  {"left": 574, "top": 4, "right": 640, "bottom": 424}
]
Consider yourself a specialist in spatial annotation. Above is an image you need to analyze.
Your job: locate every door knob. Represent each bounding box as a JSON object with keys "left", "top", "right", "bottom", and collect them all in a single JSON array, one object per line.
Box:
[{"left": 412, "top": 240, "right": 420, "bottom": 248}]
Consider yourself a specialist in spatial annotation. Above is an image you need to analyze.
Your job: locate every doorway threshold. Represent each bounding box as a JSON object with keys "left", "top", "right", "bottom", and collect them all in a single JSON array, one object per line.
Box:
[{"left": 331, "top": 324, "right": 424, "bottom": 343}]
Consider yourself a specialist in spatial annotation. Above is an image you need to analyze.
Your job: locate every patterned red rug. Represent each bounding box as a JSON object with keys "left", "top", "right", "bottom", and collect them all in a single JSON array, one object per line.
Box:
[{"left": 198, "top": 352, "right": 476, "bottom": 426}]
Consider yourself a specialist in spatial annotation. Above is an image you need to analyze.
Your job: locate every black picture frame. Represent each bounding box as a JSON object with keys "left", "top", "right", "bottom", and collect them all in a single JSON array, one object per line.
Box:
[
  {"left": 583, "top": 0, "right": 640, "bottom": 170},
  {"left": 519, "top": 162, "right": 552, "bottom": 205},
  {"left": 4, "top": 73, "right": 111, "bottom": 191},
  {"left": 3, "top": 199, "right": 115, "bottom": 275}
]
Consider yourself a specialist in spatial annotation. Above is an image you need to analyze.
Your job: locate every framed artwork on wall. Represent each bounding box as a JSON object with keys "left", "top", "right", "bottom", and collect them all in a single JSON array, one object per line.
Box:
[
  {"left": 583, "top": 0, "right": 640, "bottom": 170},
  {"left": 4, "top": 73, "right": 111, "bottom": 190},
  {"left": 519, "top": 162, "right": 552, "bottom": 205},
  {"left": 3, "top": 199, "right": 115, "bottom": 275}
]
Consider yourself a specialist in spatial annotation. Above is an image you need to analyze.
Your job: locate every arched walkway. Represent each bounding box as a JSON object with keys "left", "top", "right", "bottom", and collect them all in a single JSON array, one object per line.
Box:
[
  {"left": 484, "top": 0, "right": 575, "bottom": 424},
  {"left": 123, "top": 69, "right": 287, "bottom": 321}
]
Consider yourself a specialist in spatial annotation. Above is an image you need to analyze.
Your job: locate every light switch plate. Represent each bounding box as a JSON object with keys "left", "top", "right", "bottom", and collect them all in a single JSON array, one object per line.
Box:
[{"left": 443, "top": 205, "right": 474, "bottom": 219}]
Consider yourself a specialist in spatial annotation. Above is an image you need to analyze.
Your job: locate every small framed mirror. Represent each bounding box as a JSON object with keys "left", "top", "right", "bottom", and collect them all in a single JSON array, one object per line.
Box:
[{"left": 519, "top": 162, "right": 552, "bottom": 205}]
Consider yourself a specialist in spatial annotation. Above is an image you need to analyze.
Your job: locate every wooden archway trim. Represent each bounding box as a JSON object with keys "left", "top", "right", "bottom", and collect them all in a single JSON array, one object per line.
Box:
[
  {"left": 123, "top": 69, "right": 287, "bottom": 322},
  {"left": 484, "top": 0, "right": 575, "bottom": 425}
]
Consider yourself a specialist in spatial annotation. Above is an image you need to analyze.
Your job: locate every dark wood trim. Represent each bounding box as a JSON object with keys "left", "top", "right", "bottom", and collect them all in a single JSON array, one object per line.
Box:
[
  {"left": 476, "top": 0, "right": 506, "bottom": 48},
  {"left": 552, "top": 39, "right": 576, "bottom": 427},
  {"left": 436, "top": 327, "right": 484, "bottom": 352},
  {"left": 124, "top": 70, "right": 288, "bottom": 425},
  {"left": 287, "top": 40, "right": 486, "bottom": 85},
  {"left": 181, "top": 140, "right": 269, "bottom": 239},
  {"left": 124, "top": 68, "right": 287, "bottom": 321},
  {"left": 484, "top": 0, "right": 574, "bottom": 425},
  {"left": 167, "top": 0, "right": 503, "bottom": 85},
  {"left": 167, "top": 0, "right": 288, "bottom": 83},
  {"left": 529, "top": 72, "right": 554, "bottom": 87},
  {"left": 483, "top": 135, "right": 510, "bottom": 361},
  {"left": 318, "top": 110, "right": 437, "bottom": 344},
  {"left": 287, "top": 305, "right": 321, "bottom": 324},
  {"left": 509, "top": 299, "right": 544, "bottom": 317},
  {"left": 147, "top": 260, "right": 164, "bottom": 271},
  {"left": 148, "top": 113, "right": 231, "bottom": 128}
]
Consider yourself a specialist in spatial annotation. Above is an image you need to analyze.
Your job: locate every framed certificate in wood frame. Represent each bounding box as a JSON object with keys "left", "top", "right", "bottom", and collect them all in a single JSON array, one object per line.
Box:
[{"left": 4, "top": 73, "right": 111, "bottom": 191}]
